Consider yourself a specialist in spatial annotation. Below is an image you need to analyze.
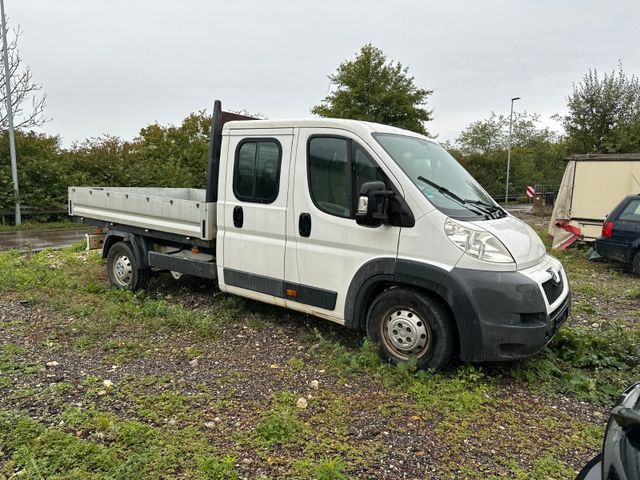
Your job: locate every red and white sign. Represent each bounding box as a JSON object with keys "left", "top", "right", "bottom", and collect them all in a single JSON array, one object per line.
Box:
[{"left": 526, "top": 186, "right": 536, "bottom": 198}]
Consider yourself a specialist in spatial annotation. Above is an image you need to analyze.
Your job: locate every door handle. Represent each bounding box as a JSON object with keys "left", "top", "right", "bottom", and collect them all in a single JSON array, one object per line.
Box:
[
  {"left": 299, "top": 213, "right": 311, "bottom": 237},
  {"left": 233, "top": 206, "right": 243, "bottom": 228}
]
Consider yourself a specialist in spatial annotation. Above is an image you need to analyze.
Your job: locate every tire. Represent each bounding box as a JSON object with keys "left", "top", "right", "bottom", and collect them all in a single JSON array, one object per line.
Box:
[
  {"left": 366, "top": 288, "right": 456, "bottom": 370},
  {"left": 633, "top": 251, "right": 640, "bottom": 276},
  {"left": 106, "top": 241, "right": 151, "bottom": 291}
]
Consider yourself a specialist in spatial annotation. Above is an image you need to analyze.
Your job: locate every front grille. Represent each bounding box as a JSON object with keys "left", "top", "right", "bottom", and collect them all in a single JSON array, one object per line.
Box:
[
  {"left": 542, "top": 273, "right": 564, "bottom": 304},
  {"left": 547, "top": 294, "right": 570, "bottom": 339}
]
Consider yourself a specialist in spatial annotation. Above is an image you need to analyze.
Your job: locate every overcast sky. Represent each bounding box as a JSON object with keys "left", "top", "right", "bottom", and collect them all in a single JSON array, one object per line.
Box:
[{"left": 8, "top": 0, "right": 640, "bottom": 146}]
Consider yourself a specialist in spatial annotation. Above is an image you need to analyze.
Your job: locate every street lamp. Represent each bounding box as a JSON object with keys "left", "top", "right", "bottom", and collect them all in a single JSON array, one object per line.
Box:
[{"left": 505, "top": 96, "right": 521, "bottom": 205}]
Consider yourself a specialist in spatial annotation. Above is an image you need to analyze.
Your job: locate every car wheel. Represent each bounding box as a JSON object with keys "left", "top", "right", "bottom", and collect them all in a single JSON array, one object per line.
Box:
[
  {"left": 106, "top": 241, "right": 151, "bottom": 291},
  {"left": 366, "top": 288, "right": 456, "bottom": 370},
  {"left": 633, "top": 251, "right": 640, "bottom": 276}
]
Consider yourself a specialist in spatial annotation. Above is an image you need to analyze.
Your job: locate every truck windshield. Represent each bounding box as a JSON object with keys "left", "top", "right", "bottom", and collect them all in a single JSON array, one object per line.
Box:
[{"left": 373, "top": 133, "right": 498, "bottom": 220}]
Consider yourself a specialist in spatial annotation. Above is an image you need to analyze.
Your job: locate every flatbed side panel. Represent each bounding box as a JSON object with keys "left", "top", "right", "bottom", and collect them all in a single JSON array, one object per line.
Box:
[{"left": 69, "top": 187, "right": 216, "bottom": 240}]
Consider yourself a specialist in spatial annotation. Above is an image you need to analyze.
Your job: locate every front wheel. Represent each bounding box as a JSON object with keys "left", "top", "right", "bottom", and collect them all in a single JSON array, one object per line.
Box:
[
  {"left": 106, "top": 241, "right": 151, "bottom": 291},
  {"left": 366, "top": 288, "right": 456, "bottom": 370},
  {"left": 632, "top": 251, "right": 640, "bottom": 276}
]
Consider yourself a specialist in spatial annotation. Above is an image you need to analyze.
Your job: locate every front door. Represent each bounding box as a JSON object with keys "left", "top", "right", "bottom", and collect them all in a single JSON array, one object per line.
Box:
[
  {"left": 221, "top": 129, "right": 294, "bottom": 303},
  {"left": 288, "top": 128, "right": 402, "bottom": 323}
]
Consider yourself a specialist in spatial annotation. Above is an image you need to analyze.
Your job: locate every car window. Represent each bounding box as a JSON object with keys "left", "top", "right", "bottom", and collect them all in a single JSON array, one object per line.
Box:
[
  {"left": 308, "top": 137, "right": 352, "bottom": 218},
  {"left": 354, "top": 144, "right": 388, "bottom": 195},
  {"left": 308, "top": 137, "right": 391, "bottom": 218},
  {"left": 619, "top": 199, "right": 640, "bottom": 221},
  {"left": 233, "top": 139, "right": 281, "bottom": 203}
]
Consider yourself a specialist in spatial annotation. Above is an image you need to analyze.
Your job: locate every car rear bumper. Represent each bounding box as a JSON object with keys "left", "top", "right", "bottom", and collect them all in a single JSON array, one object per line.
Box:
[{"left": 595, "top": 237, "right": 631, "bottom": 263}]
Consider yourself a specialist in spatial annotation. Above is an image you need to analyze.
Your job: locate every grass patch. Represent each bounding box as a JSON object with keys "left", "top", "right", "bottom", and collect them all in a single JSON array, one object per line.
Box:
[
  {"left": 514, "top": 322, "right": 640, "bottom": 404},
  {"left": 254, "top": 392, "right": 307, "bottom": 447},
  {"left": 0, "top": 247, "right": 246, "bottom": 348},
  {"left": 0, "top": 408, "right": 239, "bottom": 479}
]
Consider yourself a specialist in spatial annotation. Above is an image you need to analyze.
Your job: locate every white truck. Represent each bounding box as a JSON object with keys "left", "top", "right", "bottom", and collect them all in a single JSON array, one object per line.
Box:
[{"left": 69, "top": 101, "right": 570, "bottom": 369}]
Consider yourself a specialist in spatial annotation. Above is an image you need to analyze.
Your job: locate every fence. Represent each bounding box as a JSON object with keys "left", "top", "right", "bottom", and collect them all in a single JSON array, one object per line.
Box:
[{"left": 0, "top": 207, "right": 67, "bottom": 225}]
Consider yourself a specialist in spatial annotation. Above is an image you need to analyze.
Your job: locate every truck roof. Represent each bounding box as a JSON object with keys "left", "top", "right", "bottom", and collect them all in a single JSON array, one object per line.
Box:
[{"left": 223, "top": 117, "right": 433, "bottom": 141}]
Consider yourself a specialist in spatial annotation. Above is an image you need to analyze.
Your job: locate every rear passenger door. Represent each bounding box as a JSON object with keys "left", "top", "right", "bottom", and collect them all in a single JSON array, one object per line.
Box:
[
  {"left": 287, "top": 129, "right": 402, "bottom": 323},
  {"left": 221, "top": 129, "right": 294, "bottom": 302}
]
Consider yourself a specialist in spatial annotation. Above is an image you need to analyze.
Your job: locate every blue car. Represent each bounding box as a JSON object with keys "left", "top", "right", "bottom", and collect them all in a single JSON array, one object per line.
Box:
[
  {"left": 595, "top": 195, "right": 640, "bottom": 275},
  {"left": 576, "top": 382, "right": 640, "bottom": 480}
]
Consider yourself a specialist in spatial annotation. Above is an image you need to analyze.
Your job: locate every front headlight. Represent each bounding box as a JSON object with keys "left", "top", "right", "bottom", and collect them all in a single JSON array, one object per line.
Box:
[{"left": 444, "top": 218, "right": 514, "bottom": 263}]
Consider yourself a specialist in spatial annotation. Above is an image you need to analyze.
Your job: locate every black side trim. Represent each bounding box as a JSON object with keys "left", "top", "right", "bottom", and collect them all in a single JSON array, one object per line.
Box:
[
  {"left": 224, "top": 269, "right": 283, "bottom": 297},
  {"left": 148, "top": 251, "right": 217, "bottom": 280},
  {"left": 284, "top": 282, "right": 337, "bottom": 310},
  {"left": 223, "top": 268, "right": 337, "bottom": 310}
]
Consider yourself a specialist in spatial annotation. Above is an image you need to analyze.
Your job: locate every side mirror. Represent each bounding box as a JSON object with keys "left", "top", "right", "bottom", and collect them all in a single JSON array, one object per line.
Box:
[{"left": 356, "top": 181, "right": 395, "bottom": 227}]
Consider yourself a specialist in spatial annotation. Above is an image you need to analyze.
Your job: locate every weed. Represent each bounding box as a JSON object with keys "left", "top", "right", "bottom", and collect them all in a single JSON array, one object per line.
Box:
[
  {"left": 197, "top": 454, "right": 239, "bottom": 480},
  {"left": 186, "top": 346, "right": 205, "bottom": 360},
  {"left": 514, "top": 322, "right": 640, "bottom": 404},
  {"left": 254, "top": 392, "right": 306, "bottom": 447},
  {"left": 287, "top": 357, "right": 305, "bottom": 371},
  {"left": 628, "top": 285, "right": 640, "bottom": 299},
  {"left": 314, "top": 456, "right": 348, "bottom": 480}
]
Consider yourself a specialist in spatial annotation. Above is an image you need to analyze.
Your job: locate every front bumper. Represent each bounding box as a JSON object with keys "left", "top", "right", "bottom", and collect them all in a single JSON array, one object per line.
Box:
[{"left": 439, "top": 256, "right": 570, "bottom": 362}]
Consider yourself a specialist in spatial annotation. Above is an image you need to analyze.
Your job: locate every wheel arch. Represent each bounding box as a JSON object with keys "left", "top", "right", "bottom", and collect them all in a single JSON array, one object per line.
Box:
[
  {"left": 345, "top": 258, "right": 489, "bottom": 359},
  {"left": 102, "top": 231, "right": 152, "bottom": 269}
]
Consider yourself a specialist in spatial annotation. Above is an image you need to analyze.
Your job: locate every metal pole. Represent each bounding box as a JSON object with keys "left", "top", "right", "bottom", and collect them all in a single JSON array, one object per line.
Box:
[
  {"left": 505, "top": 96, "right": 520, "bottom": 204},
  {"left": 0, "top": 0, "right": 19, "bottom": 225}
]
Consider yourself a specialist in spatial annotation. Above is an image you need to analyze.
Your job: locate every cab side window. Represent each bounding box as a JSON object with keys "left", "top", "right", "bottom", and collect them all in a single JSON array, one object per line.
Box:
[
  {"left": 308, "top": 137, "right": 352, "bottom": 217},
  {"left": 233, "top": 139, "right": 281, "bottom": 203},
  {"left": 354, "top": 144, "right": 388, "bottom": 195},
  {"left": 308, "top": 137, "right": 390, "bottom": 218}
]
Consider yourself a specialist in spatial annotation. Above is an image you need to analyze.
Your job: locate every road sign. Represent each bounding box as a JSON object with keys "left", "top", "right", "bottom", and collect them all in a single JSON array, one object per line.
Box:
[{"left": 526, "top": 186, "right": 535, "bottom": 198}]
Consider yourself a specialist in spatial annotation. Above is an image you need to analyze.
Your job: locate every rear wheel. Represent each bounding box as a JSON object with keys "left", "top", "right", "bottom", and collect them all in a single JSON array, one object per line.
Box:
[
  {"left": 366, "top": 288, "right": 456, "bottom": 370},
  {"left": 106, "top": 241, "right": 150, "bottom": 291},
  {"left": 632, "top": 251, "right": 640, "bottom": 276}
]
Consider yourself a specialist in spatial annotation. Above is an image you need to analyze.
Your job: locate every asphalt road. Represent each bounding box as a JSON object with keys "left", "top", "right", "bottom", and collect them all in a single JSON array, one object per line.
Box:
[{"left": 0, "top": 228, "right": 93, "bottom": 252}]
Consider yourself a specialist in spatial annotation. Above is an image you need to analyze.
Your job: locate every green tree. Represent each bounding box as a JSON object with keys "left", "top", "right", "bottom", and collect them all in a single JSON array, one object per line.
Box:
[
  {"left": 561, "top": 64, "right": 640, "bottom": 153},
  {"left": 0, "top": 132, "right": 63, "bottom": 211},
  {"left": 452, "top": 112, "right": 566, "bottom": 197},
  {"left": 136, "top": 111, "right": 211, "bottom": 188},
  {"left": 311, "top": 44, "right": 433, "bottom": 135}
]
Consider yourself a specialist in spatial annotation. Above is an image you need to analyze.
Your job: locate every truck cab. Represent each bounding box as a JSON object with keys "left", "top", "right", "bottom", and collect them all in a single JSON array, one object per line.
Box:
[{"left": 69, "top": 102, "right": 570, "bottom": 369}]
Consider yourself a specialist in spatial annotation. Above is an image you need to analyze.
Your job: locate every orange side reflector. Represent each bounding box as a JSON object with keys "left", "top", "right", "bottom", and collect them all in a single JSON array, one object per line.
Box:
[
  {"left": 286, "top": 289, "right": 298, "bottom": 297},
  {"left": 191, "top": 246, "right": 200, "bottom": 254}
]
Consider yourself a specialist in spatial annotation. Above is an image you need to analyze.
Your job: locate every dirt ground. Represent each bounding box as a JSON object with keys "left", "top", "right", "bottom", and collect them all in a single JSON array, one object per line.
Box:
[{"left": 0, "top": 213, "right": 638, "bottom": 479}]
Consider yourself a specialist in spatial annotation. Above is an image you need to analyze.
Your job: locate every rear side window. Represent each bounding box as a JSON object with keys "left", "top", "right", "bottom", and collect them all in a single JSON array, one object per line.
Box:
[
  {"left": 308, "top": 136, "right": 391, "bottom": 218},
  {"left": 233, "top": 139, "right": 281, "bottom": 203},
  {"left": 619, "top": 199, "right": 640, "bottom": 221}
]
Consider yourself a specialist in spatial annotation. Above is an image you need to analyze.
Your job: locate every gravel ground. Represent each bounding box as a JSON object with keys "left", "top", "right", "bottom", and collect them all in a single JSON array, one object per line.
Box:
[
  {"left": 1, "top": 213, "right": 636, "bottom": 478},
  {"left": 0, "top": 290, "right": 605, "bottom": 479}
]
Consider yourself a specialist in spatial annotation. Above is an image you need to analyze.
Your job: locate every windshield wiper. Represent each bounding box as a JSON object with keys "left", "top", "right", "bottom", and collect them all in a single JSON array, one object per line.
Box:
[
  {"left": 416, "top": 176, "right": 487, "bottom": 217},
  {"left": 464, "top": 199, "right": 506, "bottom": 218}
]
